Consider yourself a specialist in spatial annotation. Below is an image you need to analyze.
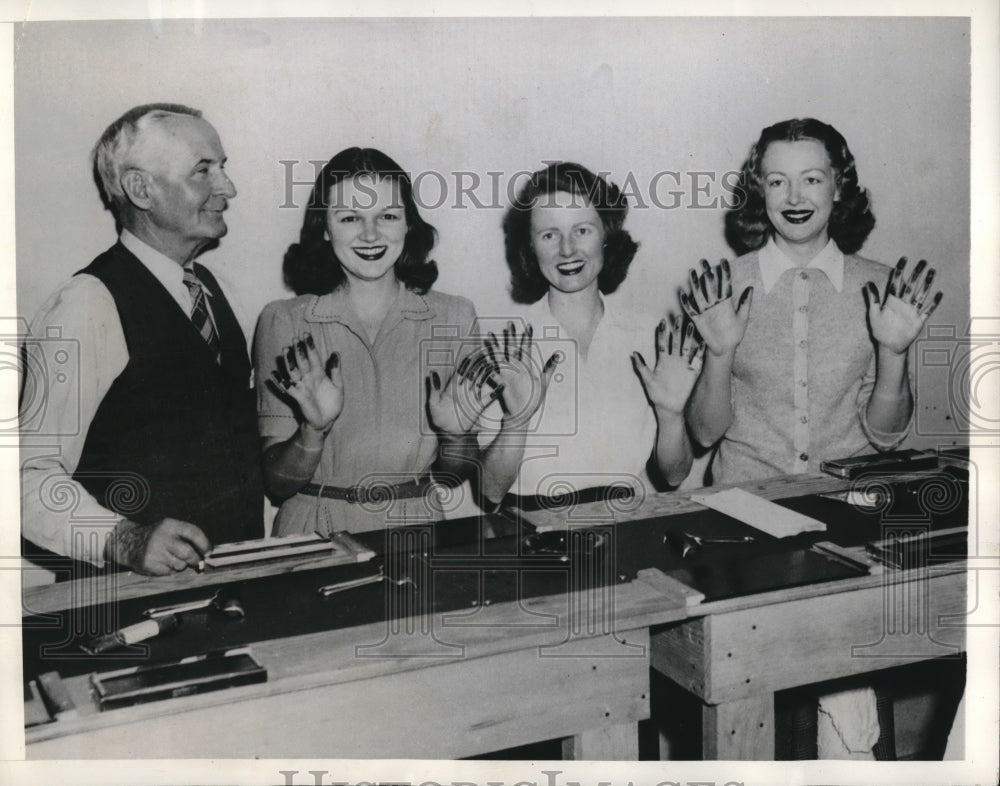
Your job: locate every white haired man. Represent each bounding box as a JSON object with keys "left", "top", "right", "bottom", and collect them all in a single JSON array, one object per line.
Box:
[{"left": 21, "top": 103, "right": 263, "bottom": 576}]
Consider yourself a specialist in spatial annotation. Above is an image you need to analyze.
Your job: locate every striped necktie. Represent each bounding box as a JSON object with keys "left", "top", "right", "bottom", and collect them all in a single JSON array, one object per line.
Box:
[{"left": 183, "top": 266, "right": 221, "bottom": 363}]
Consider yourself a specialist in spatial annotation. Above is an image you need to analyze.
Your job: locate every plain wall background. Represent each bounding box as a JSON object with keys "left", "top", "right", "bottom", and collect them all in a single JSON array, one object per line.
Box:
[{"left": 14, "top": 17, "right": 971, "bottom": 465}]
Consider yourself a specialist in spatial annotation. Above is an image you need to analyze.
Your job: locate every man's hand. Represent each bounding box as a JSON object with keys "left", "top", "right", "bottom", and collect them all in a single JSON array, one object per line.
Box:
[
  {"left": 272, "top": 333, "right": 344, "bottom": 432},
  {"left": 106, "top": 518, "right": 211, "bottom": 576},
  {"left": 680, "top": 259, "right": 753, "bottom": 358},
  {"left": 633, "top": 316, "right": 706, "bottom": 414},
  {"left": 865, "top": 257, "right": 943, "bottom": 355}
]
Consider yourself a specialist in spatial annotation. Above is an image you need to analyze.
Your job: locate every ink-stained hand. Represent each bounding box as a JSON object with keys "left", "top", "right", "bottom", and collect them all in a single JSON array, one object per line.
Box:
[
  {"left": 426, "top": 355, "right": 505, "bottom": 436},
  {"left": 680, "top": 259, "right": 753, "bottom": 357},
  {"left": 482, "top": 322, "right": 560, "bottom": 430},
  {"left": 107, "top": 518, "right": 211, "bottom": 576},
  {"left": 633, "top": 315, "right": 706, "bottom": 414},
  {"left": 272, "top": 333, "right": 344, "bottom": 431},
  {"left": 865, "top": 257, "right": 943, "bottom": 355}
]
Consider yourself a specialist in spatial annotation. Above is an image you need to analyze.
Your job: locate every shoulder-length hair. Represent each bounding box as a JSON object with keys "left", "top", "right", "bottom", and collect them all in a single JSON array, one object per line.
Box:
[
  {"left": 283, "top": 147, "right": 438, "bottom": 295},
  {"left": 503, "top": 162, "right": 639, "bottom": 304},
  {"left": 725, "top": 118, "right": 875, "bottom": 256}
]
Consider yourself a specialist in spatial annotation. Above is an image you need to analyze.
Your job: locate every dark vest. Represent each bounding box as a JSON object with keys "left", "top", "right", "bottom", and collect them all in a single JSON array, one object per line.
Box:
[{"left": 73, "top": 242, "right": 263, "bottom": 545}]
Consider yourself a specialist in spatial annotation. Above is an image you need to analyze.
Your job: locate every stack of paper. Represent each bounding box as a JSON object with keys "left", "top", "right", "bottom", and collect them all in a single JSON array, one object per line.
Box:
[{"left": 689, "top": 487, "right": 826, "bottom": 538}]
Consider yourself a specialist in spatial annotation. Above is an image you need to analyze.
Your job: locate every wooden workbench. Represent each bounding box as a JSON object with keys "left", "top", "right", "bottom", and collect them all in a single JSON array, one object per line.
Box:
[{"left": 23, "top": 470, "right": 967, "bottom": 760}]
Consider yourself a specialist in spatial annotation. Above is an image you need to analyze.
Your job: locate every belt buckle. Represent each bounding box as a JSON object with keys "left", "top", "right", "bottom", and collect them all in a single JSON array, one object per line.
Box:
[{"left": 345, "top": 486, "right": 361, "bottom": 504}]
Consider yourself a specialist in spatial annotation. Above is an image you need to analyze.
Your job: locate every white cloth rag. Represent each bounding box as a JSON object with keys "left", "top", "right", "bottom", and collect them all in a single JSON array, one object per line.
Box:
[{"left": 817, "top": 686, "right": 880, "bottom": 759}]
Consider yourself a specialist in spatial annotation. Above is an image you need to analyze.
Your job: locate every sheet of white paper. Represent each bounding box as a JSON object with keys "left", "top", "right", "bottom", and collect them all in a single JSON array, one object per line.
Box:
[{"left": 689, "top": 487, "right": 827, "bottom": 538}]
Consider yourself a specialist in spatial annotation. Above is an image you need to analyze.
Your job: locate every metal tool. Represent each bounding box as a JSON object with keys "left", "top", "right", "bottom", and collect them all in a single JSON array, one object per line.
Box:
[
  {"left": 317, "top": 566, "right": 416, "bottom": 597},
  {"left": 143, "top": 588, "right": 244, "bottom": 620},
  {"left": 665, "top": 531, "right": 755, "bottom": 558}
]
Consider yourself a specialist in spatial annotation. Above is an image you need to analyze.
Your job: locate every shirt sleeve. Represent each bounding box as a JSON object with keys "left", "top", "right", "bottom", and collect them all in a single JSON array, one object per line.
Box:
[
  {"left": 20, "top": 275, "right": 129, "bottom": 566},
  {"left": 254, "top": 299, "right": 301, "bottom": 445},
  {"left": 856, "top": 347, "right": 913, "bottom": 450}
]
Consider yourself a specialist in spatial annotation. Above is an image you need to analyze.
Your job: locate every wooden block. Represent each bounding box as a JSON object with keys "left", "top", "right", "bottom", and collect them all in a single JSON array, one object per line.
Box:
[
  {"left": 811, "top": 541, "right": 879, "bottom": 574},
  {"left": 702, "top": 695, "right": 774, "bottom": 759},
  {"left": 37, "top": 671, "right": 77, "bottom": 721},
  {"left": 562, "top": 721, "right": 639, "bottom": 760},
  {"left": 650, "top": 618, "right": 709, "bottom": 698},
  {"left": 635, "top": 568, "right": 704, "bottom": 606}
]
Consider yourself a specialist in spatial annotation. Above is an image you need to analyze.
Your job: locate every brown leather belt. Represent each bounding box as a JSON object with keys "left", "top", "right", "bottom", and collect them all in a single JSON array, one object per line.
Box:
[{"left": 299, "top": 478, "right": 432, "bottom": 505}]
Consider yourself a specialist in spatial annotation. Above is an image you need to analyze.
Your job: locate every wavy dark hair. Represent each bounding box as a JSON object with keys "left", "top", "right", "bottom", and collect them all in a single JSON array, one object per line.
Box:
[
  {"left": 283, "top": 147, "right": 438, "bottom": 295},
  {"left": 504, "top": 162, "right": 639, "bottom": 304},
  {"left": 725, "top": 118, "right": 875, "bottom": 256}
]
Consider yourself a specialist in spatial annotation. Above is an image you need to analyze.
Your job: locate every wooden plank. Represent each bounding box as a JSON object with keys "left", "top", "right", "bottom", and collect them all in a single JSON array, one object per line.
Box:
[
  {"left": 702, "top": 695, "right": 774, "bottom": 760},
  {"left": 562, "top": 722, "right": 639, "bottom": 760},
  {"left": 635, "top": 567, "right": 704, "bottom": 606},
  {"left": 28, "top": 627, "right": 650, "bottom": 759},
  {"left": 23, "top": 535, "right": 376, "bottom": 615}
]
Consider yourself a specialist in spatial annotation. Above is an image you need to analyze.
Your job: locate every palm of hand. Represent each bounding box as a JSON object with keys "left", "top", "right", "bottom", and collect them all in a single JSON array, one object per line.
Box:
[
  {"left": 869, "top": 295, "right": 923, "bottom": 355},
  {"left": 692, "top": 302, "right": 746, "bottom": 357},
  {"left": 428, "top": 382, "right": 480, "bottom": 435},
  {"left": 645, "top": 353, "right": 701, "bottom": 413},
  {"left": 494, "top": 357, "right": 545, "bottom": 423},
  {"left": 680, "top": 261, "right": 750, "bottom": 357},
  {"left": 297, "top": 371, "right": 344, "bottom": 427}
]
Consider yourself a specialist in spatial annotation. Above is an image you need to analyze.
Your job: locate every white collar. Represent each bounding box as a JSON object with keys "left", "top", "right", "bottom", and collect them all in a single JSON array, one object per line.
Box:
[
  {"left": 757, "top": 236, "right": 844, "bottom": 294},
  {"left": 120, "top": 228, "right": 211, "bottom": 304}
]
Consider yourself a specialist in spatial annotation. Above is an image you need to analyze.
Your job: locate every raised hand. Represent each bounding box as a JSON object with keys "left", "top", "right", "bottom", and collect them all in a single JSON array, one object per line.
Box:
[
  {"left": 484, "top": 322, "right": 561, "bottom": 429},
  {"left": 272, "top": 333, "right": 344, "bottom": 432},
  {"left": 426, "top": 356, "right": 505, "bottom": 437},
  {"left": 632, "top": 315, "right": 706, "bottom": 414},
  {"left": 679, "top": 259, "right": 753, "bottom": 357},
  {"left": 865, "top": 257, "right": 943, "bottom": 355}
]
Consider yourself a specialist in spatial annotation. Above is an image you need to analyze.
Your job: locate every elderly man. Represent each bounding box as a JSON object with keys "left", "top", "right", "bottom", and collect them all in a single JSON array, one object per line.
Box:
[{"left": 20, "top": 103, "right": 263, "bottom": 576}]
